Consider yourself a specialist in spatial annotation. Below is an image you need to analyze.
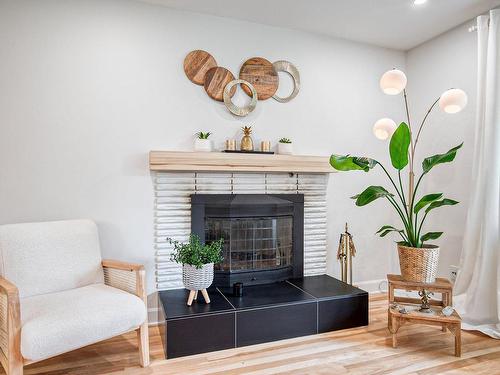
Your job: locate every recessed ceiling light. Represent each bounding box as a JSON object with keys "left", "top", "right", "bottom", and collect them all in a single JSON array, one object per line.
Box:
[{"left": 414, "top": 0, "right": 427, "bottom": 5}]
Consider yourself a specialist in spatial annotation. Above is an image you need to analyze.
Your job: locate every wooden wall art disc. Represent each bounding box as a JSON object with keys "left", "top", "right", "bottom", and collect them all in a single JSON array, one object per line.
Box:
[
  {"left": 204, "top": 67, "right": 236, "bottom": 102},
  {"left": 239, "top": 57, "right": 278, "bottom": 100},
  {"left": 183, "top": 50, "right": 217, "bottom": 85}
]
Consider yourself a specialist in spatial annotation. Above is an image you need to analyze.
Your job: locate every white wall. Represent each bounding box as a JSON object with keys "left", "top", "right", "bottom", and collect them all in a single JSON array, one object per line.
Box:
[
  {"left": 0, "top": 0, "right": 411, "bottom": 303},
  {"left": 406, "top": 21, "right": 478, "bottom": 278}
]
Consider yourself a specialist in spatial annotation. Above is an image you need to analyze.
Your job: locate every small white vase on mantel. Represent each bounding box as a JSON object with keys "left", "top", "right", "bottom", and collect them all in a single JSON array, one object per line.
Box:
[
  {"left": 194, "top": 138, "right": 212, "bottom": 152},
  {"left": 278, "top": 142, "right": 293, "bottom": 155}
]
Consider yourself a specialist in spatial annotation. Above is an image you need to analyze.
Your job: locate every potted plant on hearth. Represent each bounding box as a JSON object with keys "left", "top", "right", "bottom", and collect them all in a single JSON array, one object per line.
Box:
[
  {"left": 168, "top": 234, "right": 224, "bottom": 305},
  {"left": 278, "top": 138, "right": 293, "bottom": 155},
  {"left": 194, "top": 131, "right": 213, "bottom": 152},
  {"left": 330, "top": 68, "right": 468, "bottom": 283}
]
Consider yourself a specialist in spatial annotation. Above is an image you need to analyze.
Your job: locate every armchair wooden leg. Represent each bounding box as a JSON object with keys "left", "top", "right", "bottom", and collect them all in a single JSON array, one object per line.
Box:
[
  {"left": 7, "top": 362, "right": 23, "bottom": 375},
  {"left": 137, "top": 322, "right": 150, "bottom": 367}
]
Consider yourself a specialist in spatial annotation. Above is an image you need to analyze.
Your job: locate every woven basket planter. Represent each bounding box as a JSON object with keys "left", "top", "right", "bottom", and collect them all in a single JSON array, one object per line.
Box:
[
  {"left": 182, "top": 263, "right": 214, "bottom": 291},
  {"left": 398, "top": 243, "right": 440, "bottom": 283}
]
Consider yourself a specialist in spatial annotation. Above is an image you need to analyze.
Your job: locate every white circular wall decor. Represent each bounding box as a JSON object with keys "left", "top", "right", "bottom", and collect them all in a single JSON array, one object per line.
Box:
[
  {"left": 272, "top": 60, "right": 300, "bottom": 103},
  {"left": 223, "top": 79, "right": 258, "bottom": 116}
]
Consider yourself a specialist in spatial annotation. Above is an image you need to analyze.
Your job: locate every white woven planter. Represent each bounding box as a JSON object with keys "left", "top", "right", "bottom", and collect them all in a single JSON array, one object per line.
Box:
[{"left": 182, "top": 263, "right": 214, "bottom": 291}]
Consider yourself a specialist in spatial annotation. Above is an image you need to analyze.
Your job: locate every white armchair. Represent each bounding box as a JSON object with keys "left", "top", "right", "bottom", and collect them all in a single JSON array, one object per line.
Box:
[{"left": 0, "top": 220, "right": 149, "bottom": 375}]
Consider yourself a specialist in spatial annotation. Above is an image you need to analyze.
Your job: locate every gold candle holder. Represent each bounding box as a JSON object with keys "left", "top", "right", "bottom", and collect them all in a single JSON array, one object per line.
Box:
[
  {"left": 225, "top": 139, "right": 236, "bottom": 151},
  {"left": 261, "top": 141, "right": 271, "bottom": 152}
]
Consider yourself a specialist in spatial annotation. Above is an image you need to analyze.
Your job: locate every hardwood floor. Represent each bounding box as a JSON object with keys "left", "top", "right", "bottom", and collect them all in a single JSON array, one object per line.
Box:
[{"left": 5, "top": 294, "right": 499, "bottom": 374}]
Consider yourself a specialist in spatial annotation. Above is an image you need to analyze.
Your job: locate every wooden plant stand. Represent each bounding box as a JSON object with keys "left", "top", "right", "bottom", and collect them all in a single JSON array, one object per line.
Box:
[
  {"left": 388, "top": 304, "right": 462, "bottom": 357},
  {"left": 387, "top": 274, "right": 453, "bottom": 307},
  {"left": 387, "top": 274, "right": 461, "bottom": 357},
  {"left": 187, "top": 289, "right": 210, "bottom": 306}
]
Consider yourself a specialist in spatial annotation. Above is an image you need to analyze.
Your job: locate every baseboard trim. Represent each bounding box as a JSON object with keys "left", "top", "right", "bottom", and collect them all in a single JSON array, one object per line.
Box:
[{"left": 354, "top": 279, "right": 387, "bottom": 294}]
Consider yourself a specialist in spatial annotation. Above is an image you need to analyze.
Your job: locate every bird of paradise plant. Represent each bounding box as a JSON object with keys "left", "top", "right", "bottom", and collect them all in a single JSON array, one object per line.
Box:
[{"left": 330, "top": 69, "right": 467, "bottom": 249}]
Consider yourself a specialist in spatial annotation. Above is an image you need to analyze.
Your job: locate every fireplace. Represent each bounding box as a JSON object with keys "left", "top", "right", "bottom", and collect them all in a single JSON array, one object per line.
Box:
[{"left": 191, "top": 194, "right": 304, "bottom": 287}]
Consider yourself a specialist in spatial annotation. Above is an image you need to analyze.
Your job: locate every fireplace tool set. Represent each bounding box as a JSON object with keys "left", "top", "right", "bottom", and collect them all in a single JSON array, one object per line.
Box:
[{"left": 337, "top": 223, "right": 356, "bottom": 285}]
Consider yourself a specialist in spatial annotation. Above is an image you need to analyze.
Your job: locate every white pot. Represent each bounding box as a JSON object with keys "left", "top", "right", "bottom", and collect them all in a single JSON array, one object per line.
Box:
[
  {"left": 194, "top": 139, "right": 212, "bottom": 152},
  {"left": 278, "top": 143, "right": 293, "bottom": 155}
]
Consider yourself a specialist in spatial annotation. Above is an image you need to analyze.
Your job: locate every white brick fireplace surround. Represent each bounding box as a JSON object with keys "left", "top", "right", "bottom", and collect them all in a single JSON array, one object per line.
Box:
[{"left": 154, "top": 172, "right": 329, "bottom": 290}]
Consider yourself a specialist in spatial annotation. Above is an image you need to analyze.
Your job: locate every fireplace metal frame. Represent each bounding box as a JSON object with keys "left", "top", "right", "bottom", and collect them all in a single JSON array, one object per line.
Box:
[{"left": 191, "top": 194, "right": 304, "bottom": 287}]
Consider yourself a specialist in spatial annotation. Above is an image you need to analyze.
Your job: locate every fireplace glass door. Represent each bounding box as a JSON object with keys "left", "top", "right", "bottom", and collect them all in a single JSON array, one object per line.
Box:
[
  {"left": 206, "top": 216, "right": 293, "bottom": 273},
  {"left": 191, "top": 193, "right": 304, "bottom": 286}
]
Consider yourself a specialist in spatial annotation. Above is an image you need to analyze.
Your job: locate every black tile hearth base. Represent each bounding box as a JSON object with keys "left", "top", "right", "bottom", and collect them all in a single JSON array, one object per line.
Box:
[
  {"left": 237, "top": 302, "right": 317, "bottom": 347},
  {"left": 159, "top": 275, "right": 368, "bottom": 359}
]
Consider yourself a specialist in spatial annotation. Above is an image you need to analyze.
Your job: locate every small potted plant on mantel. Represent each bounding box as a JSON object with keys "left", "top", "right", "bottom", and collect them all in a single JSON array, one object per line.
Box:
[
  {"left": 168, "top": 234, "right": 224, "bottom": 306},
  {"left": 330, "top": 68, "right": 468, "bottom": 283},
  {"left": 194, "top": 131, "right": 212, "bottom": 152},
  {"left": 278, "top": 138, "right": 293, "bottom": 155}
]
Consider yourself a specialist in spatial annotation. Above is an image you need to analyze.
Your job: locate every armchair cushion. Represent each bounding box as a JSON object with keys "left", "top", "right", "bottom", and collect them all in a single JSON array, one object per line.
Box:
[
  {"left": 20, "top": 283, "right": 146, "bottom": 361},
  {"left": 0, "top": 220, "right": 104, "bottom": 298}
]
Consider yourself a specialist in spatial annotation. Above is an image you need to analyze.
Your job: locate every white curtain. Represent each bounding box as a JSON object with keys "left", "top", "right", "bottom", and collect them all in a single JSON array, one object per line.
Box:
[{"left": 454, "top": 9, "right": 500, "bottom": 339}]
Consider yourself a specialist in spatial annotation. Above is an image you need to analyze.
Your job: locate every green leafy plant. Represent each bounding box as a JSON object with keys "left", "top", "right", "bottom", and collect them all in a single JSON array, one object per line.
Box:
[
  {"left": 330, "top": 121, "right": 462, "bottom": 248},
  {"left": 168, "top": 234, "right": 224, "bottom": 268},
  {"left": 279, "top": 138, "right": 292, "bottom": 144},
  {"left": 196, "top": 132, "right": 211, "bottom": 139}
]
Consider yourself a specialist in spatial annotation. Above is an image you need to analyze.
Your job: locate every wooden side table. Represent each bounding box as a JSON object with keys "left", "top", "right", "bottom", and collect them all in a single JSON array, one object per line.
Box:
[
  {"left": 387, "top": 274, "right": 461, "bottom": 357},
  {"left": 388, "top": 304, "right": 462, "bottom": 357}
]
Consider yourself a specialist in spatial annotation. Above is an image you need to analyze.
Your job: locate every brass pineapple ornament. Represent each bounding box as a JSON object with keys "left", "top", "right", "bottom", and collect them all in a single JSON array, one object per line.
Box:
[{"left": 240, "top": 126, "right": 254, "bottom": 151}]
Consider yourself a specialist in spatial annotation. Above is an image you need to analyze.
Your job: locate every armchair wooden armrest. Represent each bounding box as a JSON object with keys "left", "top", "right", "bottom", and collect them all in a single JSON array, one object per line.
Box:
[
  {"left": 0, "top": 277, "right": 22, "bottom": 375},
  {"left": 101, "top": 259, "right": 146, "bottom": 302},
  {"left": 102, "top": 259, "right": 144, "bottom": 272}
]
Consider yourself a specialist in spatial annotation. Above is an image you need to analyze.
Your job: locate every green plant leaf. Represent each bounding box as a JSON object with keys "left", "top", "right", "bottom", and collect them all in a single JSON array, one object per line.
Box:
[
  {"left": 422, "top": 143, "right": 463, "bottom": 174},
  {"left": 375, "top": 225, "right": 403, "bottom": 237},
  {"left": 330, "top": 155, "right": 377, "bottom": 172},
  {"left": 425, "top": 198, "right": 459, "bottom": 213},
  {"left": 196, "top": 131, "right": 211, "bottom": 139},
  {"left": 420, "top": 231, "right": 443, "bottom": 242},
  {"left": 168, "top": 234, "right": 224, "bottom": 268},
  {"left": 413, "top": 193, "right": 443, "bottom": 214},
  {"left": 355, "top": 186, "right": 393, "bottom": 206},
  {"left": 375, "top": 225, "right": 398, "bottom": 234},
  {"left": 389, "top": 122, "right": 411, "bottom": 170},
  {"left": 353, "top": 157, "right": 378, "bottom": 170},
  {"left": 380, "top": 229, "right": 403, "bottom": 237}
]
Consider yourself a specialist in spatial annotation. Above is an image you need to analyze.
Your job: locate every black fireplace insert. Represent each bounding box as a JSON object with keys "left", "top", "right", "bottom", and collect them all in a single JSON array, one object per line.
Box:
[{"left": 191, "top": 194, "right": 304, "bottom": 287}]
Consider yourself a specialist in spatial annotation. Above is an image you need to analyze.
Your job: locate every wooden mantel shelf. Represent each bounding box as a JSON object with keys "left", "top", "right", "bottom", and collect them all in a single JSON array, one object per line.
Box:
[{"left": 149, "top": 151, "right": 335, "bottom": 173}]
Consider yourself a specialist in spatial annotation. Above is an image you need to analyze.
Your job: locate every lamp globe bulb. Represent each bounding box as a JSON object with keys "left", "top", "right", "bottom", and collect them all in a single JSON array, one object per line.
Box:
[
  {"left": 439, "top": 88, "right": 468, "bottom": 113},
  {"left": 380, "top": 69, "right": 407, "bottom": 95},
  {"left": 373, "top": 118, "right": 397, "bottom": 140}
]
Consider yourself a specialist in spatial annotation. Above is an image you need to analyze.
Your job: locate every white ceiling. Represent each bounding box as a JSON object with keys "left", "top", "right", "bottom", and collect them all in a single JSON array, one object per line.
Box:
[{"left": 139, "top": 0, "right": 499, "bottom": 50}]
